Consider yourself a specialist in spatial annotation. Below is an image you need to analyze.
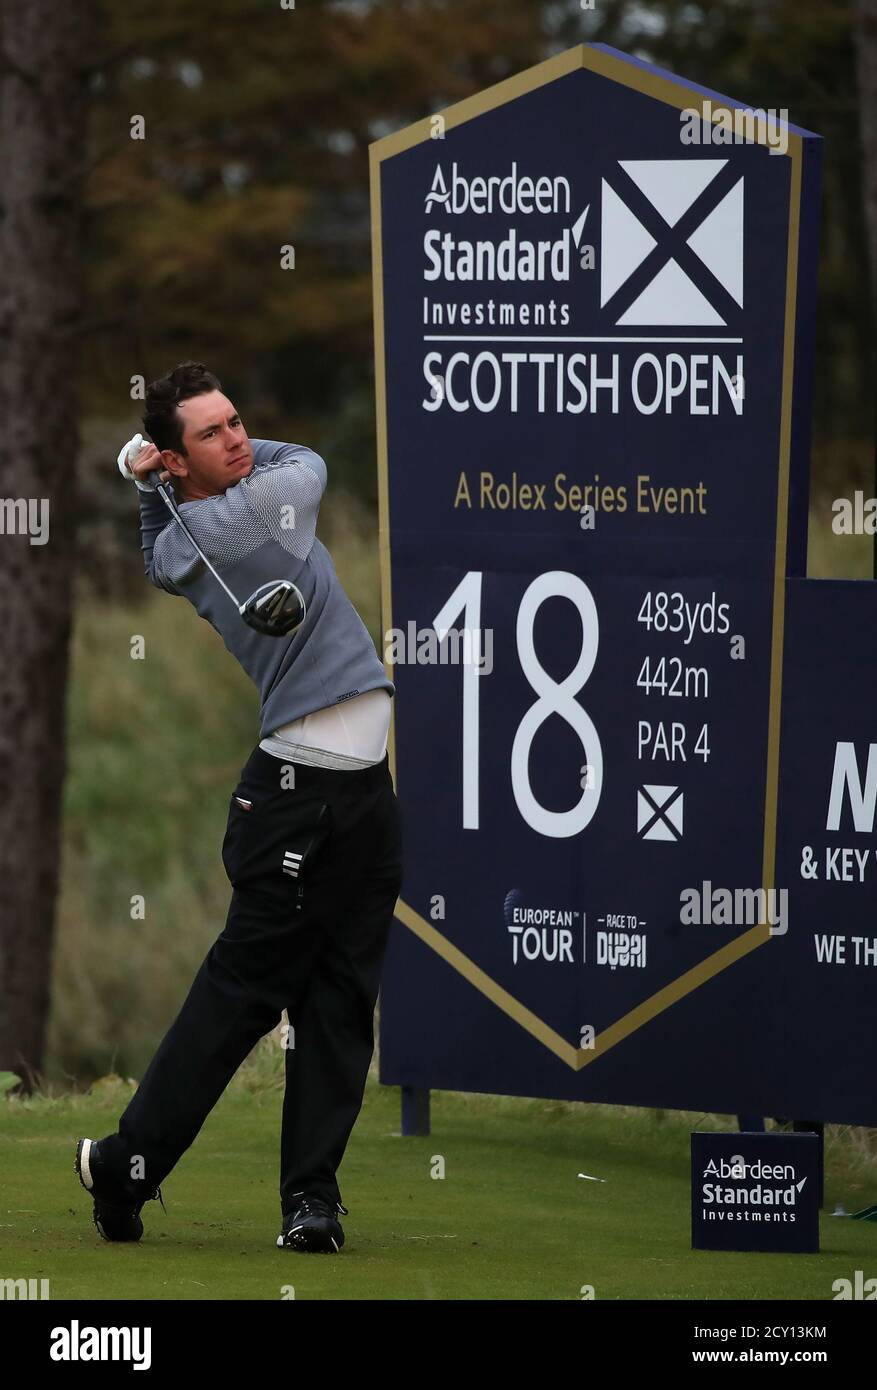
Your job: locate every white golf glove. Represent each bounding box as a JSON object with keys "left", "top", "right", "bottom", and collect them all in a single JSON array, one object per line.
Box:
[{"left": 117, "top": 432, "right": 157, "bottom": 491}]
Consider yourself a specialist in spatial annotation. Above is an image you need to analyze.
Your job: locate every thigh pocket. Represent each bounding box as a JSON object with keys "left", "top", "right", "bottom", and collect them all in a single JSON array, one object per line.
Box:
[{"left": 221, "top": 788, "right": 333, "bottom": 902}]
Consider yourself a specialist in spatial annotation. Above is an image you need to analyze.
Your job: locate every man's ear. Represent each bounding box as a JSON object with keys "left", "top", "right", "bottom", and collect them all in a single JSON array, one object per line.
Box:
[{"left": 161, "top": 448, "right": 188, "bottom": 479}]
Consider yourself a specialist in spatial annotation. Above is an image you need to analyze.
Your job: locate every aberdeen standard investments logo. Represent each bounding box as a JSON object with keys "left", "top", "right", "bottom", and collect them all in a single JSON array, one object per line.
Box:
[{"left": 700, "top": 1156, "right": 808, "bottom": 1224}]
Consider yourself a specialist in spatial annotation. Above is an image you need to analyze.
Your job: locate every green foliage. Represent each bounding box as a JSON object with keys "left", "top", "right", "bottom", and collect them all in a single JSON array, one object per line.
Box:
[
  {"left": 83, "top": 0, "right": 556, "bottom": 475},
  {"left": 81, "top": 0, "right": 872, "bottom": 496}
]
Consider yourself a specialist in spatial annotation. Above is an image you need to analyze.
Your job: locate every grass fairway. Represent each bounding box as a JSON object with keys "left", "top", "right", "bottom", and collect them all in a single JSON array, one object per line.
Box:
[{"left": 2, "top": 1071, "right": 875, "bottom": 1301}]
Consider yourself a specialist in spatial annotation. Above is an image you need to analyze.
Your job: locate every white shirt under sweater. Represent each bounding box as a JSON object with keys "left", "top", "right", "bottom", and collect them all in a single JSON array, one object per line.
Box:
[{"left": 259, "top": 687, "right": 391, "bottom": 769}]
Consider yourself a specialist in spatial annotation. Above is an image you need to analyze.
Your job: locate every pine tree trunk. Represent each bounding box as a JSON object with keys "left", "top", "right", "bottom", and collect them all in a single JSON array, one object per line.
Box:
[{"left": 0, "top": 0, "right": 93, "bottom": 1091}]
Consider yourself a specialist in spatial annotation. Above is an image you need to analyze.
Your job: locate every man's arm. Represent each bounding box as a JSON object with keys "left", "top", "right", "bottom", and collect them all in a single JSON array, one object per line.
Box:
[
  {"left": 135, "top": 437, "right": 326, "bottom": 590},
  {"left": 120, "top": 433, "right": 179, "bottom": 593},
  {"left": 243, "top": 439, "right": 328, "bottom": 561},
  {"left": 249, "top": 439, "right": 327, "bottom": 492},
  {"left": 137, "top": 485, "right": 179, "bottom": 593}
]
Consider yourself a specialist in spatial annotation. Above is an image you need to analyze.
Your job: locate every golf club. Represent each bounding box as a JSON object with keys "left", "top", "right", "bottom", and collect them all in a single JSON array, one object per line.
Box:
[{"left": 146, "top": 471, "right": 307, "bottom": 637}]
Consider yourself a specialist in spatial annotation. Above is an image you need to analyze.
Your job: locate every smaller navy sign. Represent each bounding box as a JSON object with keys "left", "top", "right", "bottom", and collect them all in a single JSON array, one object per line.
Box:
[{"left": 691, "top": 1132, "right": 819, "bottom": 1253}]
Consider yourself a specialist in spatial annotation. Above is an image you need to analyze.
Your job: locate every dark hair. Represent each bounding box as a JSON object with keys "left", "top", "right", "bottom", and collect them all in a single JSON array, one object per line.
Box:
[{"left": 143, "top": 361, "right": 222, "bottom": 454}]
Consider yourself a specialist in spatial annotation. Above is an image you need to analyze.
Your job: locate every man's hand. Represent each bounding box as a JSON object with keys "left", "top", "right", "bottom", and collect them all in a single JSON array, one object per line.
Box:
[
  {"left": 117, "top": 432, "right": 171, "bottom": 489},
  {"left": 132, "top": 441, "right": 171, "bottom": 488}
]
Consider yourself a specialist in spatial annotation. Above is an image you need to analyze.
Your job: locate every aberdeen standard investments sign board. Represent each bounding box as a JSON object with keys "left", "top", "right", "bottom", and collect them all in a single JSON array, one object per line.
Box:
[{"left": 370, "top": 45, "right": 873, "bottom": 1124}]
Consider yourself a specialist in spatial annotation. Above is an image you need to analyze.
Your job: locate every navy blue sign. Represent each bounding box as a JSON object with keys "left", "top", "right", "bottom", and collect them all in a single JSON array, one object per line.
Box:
[
  {"left": 691, "top": 1132, "right": 819, "bottom": 1252},
  {"left": 771, "top": 581, "right": 877, "bottom": 1123},
  {"left": 370, "top": 45, "right": 873, "bottom": 1123}
]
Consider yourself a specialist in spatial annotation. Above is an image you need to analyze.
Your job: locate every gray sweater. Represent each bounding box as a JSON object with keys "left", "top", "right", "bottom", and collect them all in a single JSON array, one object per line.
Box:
[{"left": 138, "top": 438, "right": 394, "bottom": 738}]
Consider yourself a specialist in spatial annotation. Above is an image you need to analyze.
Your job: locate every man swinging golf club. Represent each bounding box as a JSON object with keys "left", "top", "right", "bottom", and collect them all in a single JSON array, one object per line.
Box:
[{"left": 74, "top": 360, "right": 403, "bottom": 1254}]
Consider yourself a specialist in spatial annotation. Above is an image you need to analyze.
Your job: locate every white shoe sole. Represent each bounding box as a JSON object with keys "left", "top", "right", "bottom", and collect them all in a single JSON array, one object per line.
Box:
[
  {"left": 276, "top": 1229, "right": 340, "bottom": 1253},
  {"left": 77, "top": 1138, "right": 95, "bottom": 1191}
]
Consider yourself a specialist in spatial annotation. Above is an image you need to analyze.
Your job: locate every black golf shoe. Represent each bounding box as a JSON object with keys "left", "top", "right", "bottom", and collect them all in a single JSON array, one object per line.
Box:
[
  {"left": 75, "top": 1137, "right": 166, "bottom": 1242},
  {"left": 276, "top": 1193, "right": 349, "bottom": 1253}
]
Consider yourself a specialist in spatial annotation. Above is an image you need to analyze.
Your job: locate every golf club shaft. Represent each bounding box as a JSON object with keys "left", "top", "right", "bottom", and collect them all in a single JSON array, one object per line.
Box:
[{"left": 149, "top": 475, "right": 244, "bottom": 613}]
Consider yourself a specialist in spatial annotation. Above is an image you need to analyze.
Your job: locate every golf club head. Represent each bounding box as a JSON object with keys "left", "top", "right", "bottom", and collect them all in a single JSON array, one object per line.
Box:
[{"left": 241, "top": 580, "right": 307, "bottom": 637}]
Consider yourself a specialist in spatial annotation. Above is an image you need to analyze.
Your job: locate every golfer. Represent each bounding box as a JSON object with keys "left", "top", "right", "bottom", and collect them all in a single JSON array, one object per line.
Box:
[{"left": 75, "top": 361, "right": 403, "bottom": 1254}]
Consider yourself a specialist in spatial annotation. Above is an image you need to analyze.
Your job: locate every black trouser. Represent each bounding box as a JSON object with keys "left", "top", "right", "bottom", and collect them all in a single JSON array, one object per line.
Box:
[{"left": 100, "top": 745, "right": 403, "bottom": 1215}]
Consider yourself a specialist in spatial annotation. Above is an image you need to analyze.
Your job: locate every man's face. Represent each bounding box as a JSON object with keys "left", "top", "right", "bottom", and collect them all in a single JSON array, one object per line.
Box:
[{"left": 162, "top": 390, "right": 254, "bottom": 500}]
